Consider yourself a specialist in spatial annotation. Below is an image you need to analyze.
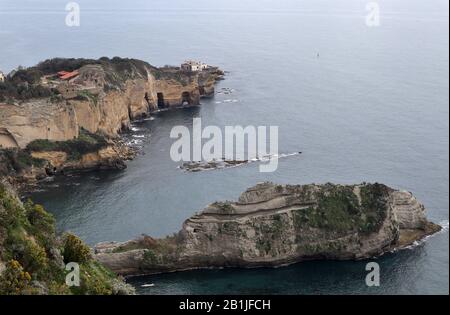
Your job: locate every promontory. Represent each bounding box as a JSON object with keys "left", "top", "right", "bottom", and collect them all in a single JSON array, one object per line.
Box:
[{"left": 0, "top": 57, "right": 223, "bottom": 188}]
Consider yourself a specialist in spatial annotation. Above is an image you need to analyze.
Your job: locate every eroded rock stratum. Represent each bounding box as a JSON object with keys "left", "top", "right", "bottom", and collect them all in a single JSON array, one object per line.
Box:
[
  {"left": 95, "top": 182, "right": 441, "bottom": 276},
  {"left": 0, "top": 57, "right": 223, "bottom": 149}
]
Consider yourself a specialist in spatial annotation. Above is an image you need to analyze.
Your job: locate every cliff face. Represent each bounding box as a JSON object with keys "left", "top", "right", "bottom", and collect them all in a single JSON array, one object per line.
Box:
[
  {"left": 0, "top": 58, "right": 223, "bottom": 149},
  {"left": 0, "top": 58, "right": 222, "bottom": 189},
  {"left": 0, "top": 128, "right": 134, "bottom": 191},
  {"left": 0, "top": 100, "right": 79, "bottom": 149},
  {"left": 94, "top": 182, "right": 441, "bottom": 276}
]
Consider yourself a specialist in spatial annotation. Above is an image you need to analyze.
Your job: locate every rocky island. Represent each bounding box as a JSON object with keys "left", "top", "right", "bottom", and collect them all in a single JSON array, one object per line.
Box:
[{"left": 94, "top": 182, "right": 441, "bottom": 276}]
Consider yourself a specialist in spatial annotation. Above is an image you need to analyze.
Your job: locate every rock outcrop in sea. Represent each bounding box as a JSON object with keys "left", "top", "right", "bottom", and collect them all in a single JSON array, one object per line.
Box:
[{"left": 94, "top": 182, "right": 442, "bottom": 276}]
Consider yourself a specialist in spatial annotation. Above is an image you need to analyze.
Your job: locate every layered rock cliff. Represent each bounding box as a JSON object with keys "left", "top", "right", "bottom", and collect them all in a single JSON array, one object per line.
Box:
[
  {"left": 0, "top": 58, "right": 223, "bottom": 188},
  {"left": 0, "top": 129, "right": 134, "bottom": 190},
  {"left": 94, "top": 182, "right": 441, "bottom": 276},
  {"left": 0, "top": 57, "right": 223, "bottom": 149}
]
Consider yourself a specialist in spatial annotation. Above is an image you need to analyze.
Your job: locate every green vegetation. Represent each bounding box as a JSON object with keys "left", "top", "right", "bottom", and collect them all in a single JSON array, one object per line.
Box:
[
  {"left": 0, "top": 57, "right": 154, "bottom": 102},
  {"left": 359, "top": 183, "right": 390, "bottom": 233},
  {"left": 0, "top": 81, "right": 55, "bottom": 102},
  {"left": 0, "top": 149, "right": 46, "bottom": 175},
  {"left": 293, "top": 184, "right": 389, "bottom": 235},
  {"left": 0, "top": 260, "right": 33, "bottom": 294},
  {"left": 254, "top": 214, "right": 287, "bottom": 256},
  {"left": 136, "top": 235, "right": 179, "bottom": 269},
  {"left": 74, "top": 90, "right": 98, "bottom": 104},
  {"left": 26, "top": 128, "right": 108, "bottom": 161},
  {"left": 0, "top": 129, "right": 107, "bottom": 176},
  {"left": 101, "top": 57, "right": 152, "bottom": 90},
  {"left": 151, "top": 68, "right": 192, "bottom": 86},
  {"left": 142, "top": 249, "right": 161, "bottom": 266},
  {"left": 212, "top": 202, "right": 236, "bottom": 214},
  {"left": 62, "top": 233, "right": 91, "bottom": 265},
  {"left": 0, "top": 184, "right": 133, "bottom": 295}
]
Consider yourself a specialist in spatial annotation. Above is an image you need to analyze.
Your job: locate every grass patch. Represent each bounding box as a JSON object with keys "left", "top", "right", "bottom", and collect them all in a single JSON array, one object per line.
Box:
[
  {"left": 26, "top": 129, "right": 108, "bottom": 161},
  {"left": 293, "top": 184, "right": 390, "bottom": 235}
]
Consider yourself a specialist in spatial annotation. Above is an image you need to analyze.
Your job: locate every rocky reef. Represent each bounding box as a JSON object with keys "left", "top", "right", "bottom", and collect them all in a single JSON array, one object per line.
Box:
[
  {"left": 0, "top": 181, "right": 135, "bottom": 294},
  {"left": 94, "top": 182, "right": 441, "bottom": 276}
]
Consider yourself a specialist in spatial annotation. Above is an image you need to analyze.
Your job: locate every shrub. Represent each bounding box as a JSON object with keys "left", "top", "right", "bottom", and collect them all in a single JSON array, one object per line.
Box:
[
  {"left": 142, "top": 249, "right": 160, "bottom": 266},
  {"left": 0, "top": 148, "right": 46, "bottom": 174},
  {"left": 62, "top": 233, "right": 91, "bottom": 264},
  {"left": 0, "top": 260, "right": 32, "bottom": 295},
  {"left": 20, "top": 238, "right": 49, "bottom": 274},
  {"left": 26, "top": 129, "right": 108, "bottom": 161}
]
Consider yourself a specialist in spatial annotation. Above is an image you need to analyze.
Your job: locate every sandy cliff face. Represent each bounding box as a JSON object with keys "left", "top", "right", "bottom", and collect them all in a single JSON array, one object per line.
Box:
[
  {"left": 152, "top": 68, "right": 223, "bottom": 108},
  {"left": 154, "top": 79, "right": 200, "bottom": 108},
  {"left": 0, "top": 68, "right": 153, "bottom": 148},
  {"left": 0, "top": 60, "right": 222, "bottom": 149},
  {"left": 0, "top": 100, "right": 79, "bottom": 149},
  {"left": 94, "top": 182, "right": 441, "bottom": 276}
]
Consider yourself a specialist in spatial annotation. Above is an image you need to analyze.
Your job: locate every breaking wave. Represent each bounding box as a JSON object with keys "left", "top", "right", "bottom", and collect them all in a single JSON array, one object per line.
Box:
[{"left": 180, "top": 151, "right": 302, "bottom": 172}]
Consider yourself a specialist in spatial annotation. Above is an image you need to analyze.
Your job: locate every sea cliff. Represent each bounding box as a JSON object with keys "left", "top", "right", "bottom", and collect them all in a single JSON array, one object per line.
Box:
[
  {"left": 0, "top": 57, "right": 223, "bottom": 188},
  {"left": 94, "top": 182, "right": 441, "bottom": 276}
]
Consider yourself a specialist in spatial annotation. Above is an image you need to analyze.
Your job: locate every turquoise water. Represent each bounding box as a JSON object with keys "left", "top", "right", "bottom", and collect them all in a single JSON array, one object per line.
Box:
[{"left": 1, "top": 0, "right": 448, "bottom": 294}]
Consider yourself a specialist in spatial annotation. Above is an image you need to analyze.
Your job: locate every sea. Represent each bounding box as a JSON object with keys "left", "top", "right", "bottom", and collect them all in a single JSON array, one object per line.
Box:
[{"left": 0, "top": 0, "right": 448, "bottom": 294}]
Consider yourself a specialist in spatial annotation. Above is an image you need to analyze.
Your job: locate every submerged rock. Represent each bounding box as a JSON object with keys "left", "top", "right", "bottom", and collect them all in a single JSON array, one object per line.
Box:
[{"left": 94, "top": 182, "right": 442, "bottom": 276}]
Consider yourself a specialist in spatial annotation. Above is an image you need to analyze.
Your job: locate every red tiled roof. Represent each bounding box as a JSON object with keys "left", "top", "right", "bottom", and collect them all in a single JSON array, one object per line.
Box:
[{"left": 60, "top": 70, "right": 79, "bottom": 80}]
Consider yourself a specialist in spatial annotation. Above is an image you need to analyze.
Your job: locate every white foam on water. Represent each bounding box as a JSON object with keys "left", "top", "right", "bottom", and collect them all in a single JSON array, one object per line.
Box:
[
  {"left": 129, "top": 139, "right": 143, "bottom": 145},
  {"left": 438, "top": 219, "right": 449, "bottom": 233},
  {"left": 182, "top": 152, "right": 302, "bottom": 172}
]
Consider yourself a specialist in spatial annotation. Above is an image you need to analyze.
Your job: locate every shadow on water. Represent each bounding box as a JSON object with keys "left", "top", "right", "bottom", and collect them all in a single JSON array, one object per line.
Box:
[{"left": 129, "top": 242, "right": 440, "bottom": 295}]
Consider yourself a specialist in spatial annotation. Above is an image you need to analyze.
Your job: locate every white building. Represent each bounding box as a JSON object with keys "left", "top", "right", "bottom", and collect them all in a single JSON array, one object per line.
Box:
[
  {"left": 181, "top": 60, "right": 209, "bottom": 72},
  {"left": 0, "top": 71, "right": 5, "bottom": 83}
]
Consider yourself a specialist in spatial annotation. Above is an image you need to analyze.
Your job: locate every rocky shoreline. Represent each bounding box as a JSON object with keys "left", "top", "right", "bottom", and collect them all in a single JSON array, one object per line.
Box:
[
  {"left": 94, "top": 182, "right": 442, "bottom": 276},
  {"left": 0, "top": 57, "right": 224, "bottom": 192},
  {"left": 0, "top": 57, "right": 444, "bottom": 290}
]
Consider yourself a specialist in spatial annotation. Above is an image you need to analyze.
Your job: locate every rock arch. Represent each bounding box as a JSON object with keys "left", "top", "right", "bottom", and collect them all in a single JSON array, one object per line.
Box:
[
  {"left": 181, "top": 91, "right": 192, "bottom": 106},
  {"left": 0, "top": 128, "right": 19, "bottom": 149},
  {"left": 157, "top": 92, "right": 165, "bottom": 109}
]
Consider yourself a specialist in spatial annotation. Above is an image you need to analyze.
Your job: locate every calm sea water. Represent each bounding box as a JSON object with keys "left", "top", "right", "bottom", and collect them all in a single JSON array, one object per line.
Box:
[{"left": 1, "top": 0, "right": 448, "bottom": 294}]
